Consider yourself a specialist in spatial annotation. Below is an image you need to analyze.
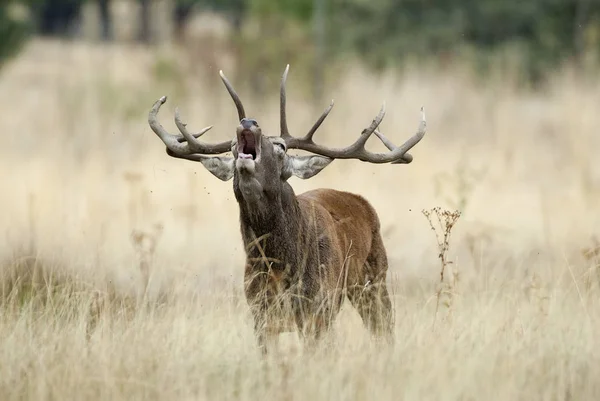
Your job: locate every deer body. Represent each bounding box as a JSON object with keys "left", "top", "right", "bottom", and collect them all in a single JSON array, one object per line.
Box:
[
  {"left": 147, "top": 65, "right": 426, "bottom": 354},
  {"left": 239, "top": 184, "right": 393, "bottom": 350}
]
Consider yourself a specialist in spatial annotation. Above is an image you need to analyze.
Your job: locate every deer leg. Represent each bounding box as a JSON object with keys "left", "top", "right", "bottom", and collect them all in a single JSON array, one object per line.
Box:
[
  {"left": 250, "top": 308, "right": 285, "bottom": 356},
  {"left": 347, "top": 233, "right": 394, "bottom": 344},
  {"left": 293, "top": 297, "right": 335, "bottom": 355},
  {"left": 293, "top": 298, "right": 318, "bottom": 354},
  {"left": 244, "top": 268, "right": 275, "bottom": 355},
  {"left": 265, "top": 327, "right": 281, "bottom": 351},
  {"left": 249, "top": 307, "right": 268, "bottom": 355},
  {"left": 348, "top": 282, "right": 394, "bottom": 344}
]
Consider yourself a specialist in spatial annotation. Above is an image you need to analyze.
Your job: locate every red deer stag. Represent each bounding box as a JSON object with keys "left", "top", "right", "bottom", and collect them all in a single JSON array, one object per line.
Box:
[{"left": 147, "top": 65, "right": 426, "bottom": 354}]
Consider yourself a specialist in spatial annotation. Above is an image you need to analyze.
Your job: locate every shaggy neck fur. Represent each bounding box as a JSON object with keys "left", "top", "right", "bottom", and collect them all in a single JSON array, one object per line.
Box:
[{"left": 234, "top": 178, "right": 309, "bottom": 273}]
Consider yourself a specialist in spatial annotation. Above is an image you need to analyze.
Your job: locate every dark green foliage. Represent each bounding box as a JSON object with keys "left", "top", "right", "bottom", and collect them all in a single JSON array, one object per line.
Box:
[
  {"left": 182, "top": 0, "right": 600, "bottom": 85},
  {"left": 28, "top": 0, "right": 84, "bottom": 36},
  {"left": 0, "top": 3, "right": 31, "bottom": 68},
  {"left": 330, "top": 0, "right": 600, "bottom": 82},
  {"left": 181, "top": 0, "right": 313, "bottom": 21},
  {"left": 3, "top": 0, "right": 600, "bottom": 83}
]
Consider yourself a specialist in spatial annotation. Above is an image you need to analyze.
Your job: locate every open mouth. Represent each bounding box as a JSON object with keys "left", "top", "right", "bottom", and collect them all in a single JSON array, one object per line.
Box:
[{"left": 238, "top": 130, "right": 258, "bottom": 160}]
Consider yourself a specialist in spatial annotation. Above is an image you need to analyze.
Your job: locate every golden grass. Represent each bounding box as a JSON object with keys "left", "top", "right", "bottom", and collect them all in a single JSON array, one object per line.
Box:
[{"left": 1, "top": 38, "right": 600, "bottom": 400}]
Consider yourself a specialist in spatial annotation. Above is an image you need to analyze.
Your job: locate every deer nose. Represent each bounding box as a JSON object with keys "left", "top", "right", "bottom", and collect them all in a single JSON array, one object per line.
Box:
[{"left": 241, "top": 118, "right": 258, "bottom": 130}]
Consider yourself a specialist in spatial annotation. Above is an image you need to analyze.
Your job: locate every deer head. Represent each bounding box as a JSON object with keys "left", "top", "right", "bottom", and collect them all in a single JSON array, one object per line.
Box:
[{"left": 148, "top": 65, "right": 426, "bottom": 193}]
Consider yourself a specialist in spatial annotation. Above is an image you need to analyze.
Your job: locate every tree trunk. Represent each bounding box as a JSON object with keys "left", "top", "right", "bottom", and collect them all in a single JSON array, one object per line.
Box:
[
  {"left": 139, "top": 0, "right": 152, "bottom": 44},
  {"left": 98, "top": 0, "right": 113, "bottom": 41},
  {"left": 573, "top": 0, "right": 589, "bottom": 70}
]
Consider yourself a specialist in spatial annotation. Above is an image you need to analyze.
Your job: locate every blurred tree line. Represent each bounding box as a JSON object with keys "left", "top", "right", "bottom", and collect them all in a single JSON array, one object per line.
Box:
[
  {"left": 0, "top": 3, "right": 30, "bottom": 67},
  {"left": 1, "top": 0, "right": 600, "bottom": 86}
]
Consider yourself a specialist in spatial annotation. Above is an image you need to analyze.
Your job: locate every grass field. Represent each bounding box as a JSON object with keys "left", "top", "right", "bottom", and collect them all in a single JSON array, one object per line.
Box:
[{"left": 1, "top": 38, "right": 600, "bottom": 400}]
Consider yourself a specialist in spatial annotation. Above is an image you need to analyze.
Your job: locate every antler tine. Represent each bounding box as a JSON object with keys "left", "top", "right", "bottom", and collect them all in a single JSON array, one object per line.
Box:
[
  {"left": 373, "top": 130, "right": 395, "bottom": 151},
  {"left": 219, "top": 70, "right": 246, "bottom": 121},
  {"left": 175, "top": 130, "right": 211, "bottom": 143},
  {"left": 279, "top": 64, "right": 335, "bottom": 143},
  {"left": 384, "top": 106, "right": 427, "bottom": 164},
  {"left": 285, "top": 105, "right": 426, "bottom": 164},
  {"left": 354, "top": 102, "right": 386, "bottom": 149},
  {"left": 148, "top": 96, "right": 232, "bottom": 155},
  {"left": 149, "top": 96, "right": 191, "bottom": 154},
  {"left": 174, "top": 107, "right": 234, "bottom": 154},
  {"left": 303, "top": 99, "right": 335, "bottom": 142}
]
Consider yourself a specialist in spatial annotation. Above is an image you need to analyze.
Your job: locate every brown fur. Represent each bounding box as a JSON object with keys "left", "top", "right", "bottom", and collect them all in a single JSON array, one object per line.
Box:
[{"left": 235, "top": 134, "right": 394, "bottom": 354}]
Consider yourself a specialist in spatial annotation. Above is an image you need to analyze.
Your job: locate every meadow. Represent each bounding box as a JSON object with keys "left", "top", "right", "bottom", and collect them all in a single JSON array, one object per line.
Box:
[{"left": 1, "top": 38, "right": 600, "bottom": 400}]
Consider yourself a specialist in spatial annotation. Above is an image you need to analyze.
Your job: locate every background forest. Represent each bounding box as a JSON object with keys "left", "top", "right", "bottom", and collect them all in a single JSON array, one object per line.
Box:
[{"left": 3, "top": 0, "right": 600, "bottom": 87}]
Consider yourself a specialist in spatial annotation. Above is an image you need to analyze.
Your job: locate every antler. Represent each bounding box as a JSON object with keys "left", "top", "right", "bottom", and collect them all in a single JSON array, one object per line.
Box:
[
  {"left": 148, "top": 70, "right": 248, "bottom": 156},
  {"left": 279, "top": 65, "right": 426, "bottom": 164},
  {"left": 280, "top": 64, "right": 335, "bottom": 144},
  {"left": 219, "top": 70, "right": 246, "bottom": 121}
]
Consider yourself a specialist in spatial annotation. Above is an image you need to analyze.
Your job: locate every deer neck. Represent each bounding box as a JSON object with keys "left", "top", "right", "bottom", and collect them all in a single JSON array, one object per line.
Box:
[{"left": 235, "top": 181, "right": 303, "bottom": 268}]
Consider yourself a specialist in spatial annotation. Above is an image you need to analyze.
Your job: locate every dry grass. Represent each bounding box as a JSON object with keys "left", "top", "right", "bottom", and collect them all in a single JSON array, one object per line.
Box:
[{"left": 1, "top": 38, "right": 600, "bottom": 400}]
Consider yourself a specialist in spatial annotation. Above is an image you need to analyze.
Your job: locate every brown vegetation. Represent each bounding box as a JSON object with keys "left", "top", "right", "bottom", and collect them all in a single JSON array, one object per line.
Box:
[{"left": 1, "top": 38, "right": 600, "bottom": 399}]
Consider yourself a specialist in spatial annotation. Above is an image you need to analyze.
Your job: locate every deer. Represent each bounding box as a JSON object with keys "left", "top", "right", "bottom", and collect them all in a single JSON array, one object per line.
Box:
[{"left": 147, "top": 65, "right": 426, "bottom": 355}]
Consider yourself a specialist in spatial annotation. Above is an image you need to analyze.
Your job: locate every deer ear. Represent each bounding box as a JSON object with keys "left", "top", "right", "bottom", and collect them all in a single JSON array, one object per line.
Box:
[
  {"left": 198, "top": 156, "right": 235, "bottom": 181},
  {"left": 165, "top": 150, "right": 235, "bottom": 181},
  {"left": 283, "top": 155, "right": 334, "bottom": 180}
]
